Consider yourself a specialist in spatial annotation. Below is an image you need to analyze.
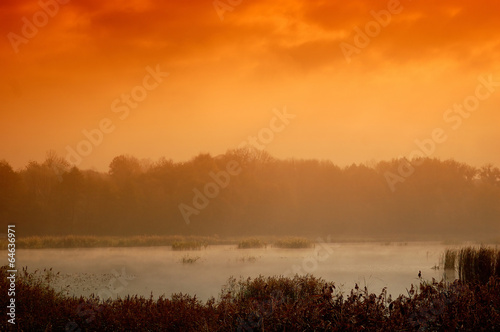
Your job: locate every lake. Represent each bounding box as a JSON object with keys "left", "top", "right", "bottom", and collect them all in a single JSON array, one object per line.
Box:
[{"left": 15, "top": 242, "right": 457, "bottom": 302}]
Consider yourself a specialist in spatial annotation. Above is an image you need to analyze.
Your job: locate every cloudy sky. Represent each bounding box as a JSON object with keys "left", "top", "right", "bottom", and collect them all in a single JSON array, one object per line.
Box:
[{"left": 1, "top": 0, "right": 499, "bottom": 170}]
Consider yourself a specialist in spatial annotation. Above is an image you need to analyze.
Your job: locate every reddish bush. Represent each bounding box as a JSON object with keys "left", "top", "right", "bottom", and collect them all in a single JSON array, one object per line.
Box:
[{"left": 2, "top": 267, "right": 499, "bottom": 331}]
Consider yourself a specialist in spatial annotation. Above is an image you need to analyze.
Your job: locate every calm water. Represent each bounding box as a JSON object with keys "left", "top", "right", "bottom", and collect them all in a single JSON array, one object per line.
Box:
[{"left": 15, "top": 242, "right": 457, "bottom": 301}]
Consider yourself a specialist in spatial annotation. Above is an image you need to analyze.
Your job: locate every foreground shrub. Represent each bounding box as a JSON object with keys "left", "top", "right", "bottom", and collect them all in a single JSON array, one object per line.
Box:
[{"left": 2, "top": 267, "right": 500, "bottom": 331}]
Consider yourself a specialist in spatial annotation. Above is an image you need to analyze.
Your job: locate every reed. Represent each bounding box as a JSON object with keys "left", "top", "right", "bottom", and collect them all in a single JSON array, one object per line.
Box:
[
  {"left": 457, "top": 246, "right": 499, "bottom": 283},
  {"left": 2, "top": 266, "right": 500, "bottom": 331},
  {"left": 496, "top": 250, "right": 500, "bottom": 278},
  {"left": 237, "top": 238, "right": 266, "bottom": 249},
  {"left": 443, "top": 249, "right": 457, "bottom": 270},
  {"left": 237, "top": 256, "right": 258, "bottom": 263},
  {"left": 0, "top": 235, "right": 327, "bottom": 250},
  {"left": 273, "top": 237, "right": 313, "bottom": 249},
  {"left": 171, "top": 241, "right": 206, "bottom": 251},
  {"left": 181, "top": 255, "right": 200, "bottom": 264},
  {"left": 0, "top": 235, "right": 228, "bottom": 250}
]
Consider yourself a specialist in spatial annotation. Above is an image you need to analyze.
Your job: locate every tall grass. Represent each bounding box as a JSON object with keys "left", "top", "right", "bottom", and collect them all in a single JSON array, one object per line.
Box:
[
  {"left": 181, "top": 255, "right": 200, "bottom": 264},
  {"left": 237, "top": 238, "right": 266, "bottom": 249},
  {"left": 171, "top": 241, "right": 206, "bottom": 251},
  {"left": 443, "top": 249, "right": 457, "bottom": 269},
  {"left": 496, "top": 250, "right": 500, "bottom": 278},
  {"left": 457, "top": 246, "right": 500, "bottom": 283},
  {"left": 0, "top": 235, "right": 319, "bottom": 250},
  {"left": 273, "top": 237, "right": 313, "bottom": 249},
  {"left": 3, "top": 266, "right": 500, "bottom": 331},
  {"left": 0, "top": 235, "right": 229, "bottom": 250}
]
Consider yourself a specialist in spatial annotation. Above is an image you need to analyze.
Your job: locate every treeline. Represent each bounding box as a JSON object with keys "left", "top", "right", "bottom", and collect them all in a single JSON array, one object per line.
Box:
[{"left": 0, "top": 149, "right": 499, "bottom": 240}]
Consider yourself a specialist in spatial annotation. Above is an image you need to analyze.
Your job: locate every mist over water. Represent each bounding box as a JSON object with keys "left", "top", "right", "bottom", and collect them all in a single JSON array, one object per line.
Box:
[{"left": 17, "top": 242, "right": 454, "bottom": 301}]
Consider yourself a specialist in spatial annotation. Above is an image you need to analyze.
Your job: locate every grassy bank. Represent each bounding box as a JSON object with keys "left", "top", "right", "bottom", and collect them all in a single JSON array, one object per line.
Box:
[
  {"left": 1, "top": 266, "right": 499, "bottom": 331},
  {"left": 0, "top": 235, "right": 232, "bottom": 250},
  {"left": 3, "top": 235, "right": 499, "bottom": 250},
  {"left": 237, "top": 238, "right": 267, "bottom": 249},
  {"left": 273, "top": 237, "right": 313, "bottom": 248},
  {"left": 171, "top": 241, "right": 207, "bottom": 250},
  {"left": 0, "top": 235, "right": 318, "bottom": 250}
]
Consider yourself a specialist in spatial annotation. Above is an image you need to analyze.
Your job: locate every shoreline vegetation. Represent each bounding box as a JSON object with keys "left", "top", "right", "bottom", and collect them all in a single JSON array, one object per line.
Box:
[
  {"left": 2, "top": 264, "right": 499, "bottom": 331},
  {"left": 1, "top": 234, "right": 499, "bottom": 250},
  {"left": 443, "top": 247, "right": 500, "bottom": 283},
  {"left": 0, "top": 235, "right": 315, "bottom": 250}
]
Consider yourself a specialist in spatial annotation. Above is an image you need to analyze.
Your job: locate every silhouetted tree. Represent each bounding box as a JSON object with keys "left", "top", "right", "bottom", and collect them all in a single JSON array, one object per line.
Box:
[{"left": 3, "top": 151, "right": 499, "bottom": 240}]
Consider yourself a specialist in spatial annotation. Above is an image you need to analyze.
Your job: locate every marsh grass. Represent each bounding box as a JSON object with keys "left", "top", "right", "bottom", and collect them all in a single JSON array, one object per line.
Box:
[
  {"left": 3, "top": 266, "right": 500, "bottom": 331},
  {"left": 171, "top": 241, "right": 206, "bottom": 251},
  {"left": 237, "top": 256, "right": 259, "bottom": 263},
  {"left": 457, "top": 246, "right": 500, "bottom": 283},
  {"left": 237, "top": 238, "right": 266, "bottom": 249},
  {"left": 0, "top": 235, "right": 320, "bottom": 250},
  {"left": 443, "top": 249, "right": 458, "bottom": 270},
  {"left": 181, "top": 255, "right": 200, "bottom": 264},
  {"left": 496, "top": 250, "right": 500, "bottom": 278},
  {"left": 273, "top": 237, "right": 313, "bottom": 249},
  {"left": 0, "top": 235, "right": 228, "bottom": 250},
  {"left": 221, "top": 274, "right": 334, "bottom": 304}
]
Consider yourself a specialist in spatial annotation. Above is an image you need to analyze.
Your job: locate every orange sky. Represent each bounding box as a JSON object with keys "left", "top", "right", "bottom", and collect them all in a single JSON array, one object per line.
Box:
[{"left": 1, "top": 0, "right": 499, "bottom": 171}]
